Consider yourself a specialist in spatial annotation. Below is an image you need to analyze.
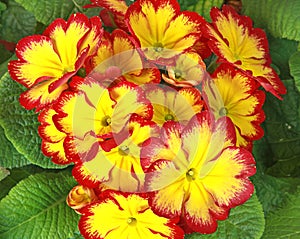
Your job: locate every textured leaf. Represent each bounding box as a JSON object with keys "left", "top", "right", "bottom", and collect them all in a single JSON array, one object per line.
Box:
[
  {"left": 269, "top": 36, "right": 298, "bottom": 80},
  {"left": 0, "top": 165, "right": 45, "bottom": 200},
  {"left": 0, "top": 0, "right": 36, "bottom": 43},
  {"left": 262, "top": 79, "right": 300, "bottom": 176},
  {"left": 15, "top": 0, "right": 97, "bottom": 25},
  {"left": 262, "top": 188, "right": 300, "bottom": 239},
  {"left": 0, "top": 172, "right": 80, "bottom": 239},
  {"left": 0, "top": 167, "right": 9, "bottom": 182},
  {"left": 289, "top": 51, "right": 300, "bottom": 93},
  {"left": 242, "top": 0, "right": 300, "bottom": 41},
  {"left": 185, "top": 194, "right": 265, "bottom": 239},
  {"left": 0, "top": 73, "right": 65, "bottom": 169},
  {"left": 0, "top": 125, "right": 30, "bottom": 169},
  {"left": 187, "top": 0, "right": 223, "bottom": 21}
]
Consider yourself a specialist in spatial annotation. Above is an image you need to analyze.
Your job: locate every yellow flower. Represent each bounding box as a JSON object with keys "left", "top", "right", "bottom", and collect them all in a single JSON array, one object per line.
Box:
[
  {"left": 202, "top": 5, "right": 286, "bottom": 99},
  {"left": 142, "top": 112, "right": 256, "bottom": 233},
  {"left": 79, "top": 190, "right": 184, "bottom": 239},
  {"left": 203, "top": 64, "right": 265, "bottom": 150},
  {"left": 125, "top": 0, "right": 205, "bottom": 63},
  {"left": 8, "top": 13, "right": 102, "bottom": 111}
]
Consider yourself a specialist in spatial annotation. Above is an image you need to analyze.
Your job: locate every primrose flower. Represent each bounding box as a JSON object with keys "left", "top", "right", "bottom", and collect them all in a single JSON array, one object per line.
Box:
[
  {"left": 125, "top": 0, "right": 205, "bottom": 63},
  {"left": 202, "top": 5, "right": 286, "bottom": 99},
  {"left": 79, "top": 190, "right": 184, "bottom": 239},
  {"left": 67, "top": 185, "right": 98, "bottom": 213},
  {"left": 145, "top": 86, "right": 204, "bottom": 126},
  {"left": 203, "top": 64, "right": 265, "bottom": 150},
  {"left": 162, "top": 51, "right": 206, "bottom": 87},
  {"left": 72, "top": 116, "right": 159, "bottom": 192},
  {"left": 8, "top": 13, "right": 103, "bottom": 111},
  {"left": 38, "top": 107, "right": 70, "bottom": 164},
  {"left": 142, "top": 112, "right": 256, "bottom": 233},
  {"left": 88, "top": 29, "right": 161, "bottom": 84}
]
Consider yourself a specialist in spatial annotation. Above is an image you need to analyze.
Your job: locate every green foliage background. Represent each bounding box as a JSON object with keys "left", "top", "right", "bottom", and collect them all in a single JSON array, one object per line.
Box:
[{"left": 0, "top": 0, "right": 299, "bottom": 238}]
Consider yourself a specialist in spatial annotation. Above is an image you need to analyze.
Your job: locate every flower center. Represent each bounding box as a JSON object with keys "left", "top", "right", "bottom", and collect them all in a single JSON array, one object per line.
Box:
[
  {"left": 164, "top": 114, "right": 175, "bottom": 121},
  {"left": 186, "top": 168, "right": 197, "bottom": 181},
  {"left": 174, "top": 69, "right": 182, "bottom": 79},
  {"left": 119, "top": 145, "right": 130, "bottom": 156},
  {"left": 127, "top": 217, "right": 137, "bottom": 226},
  {"left": 101, "top": 116, "right": 112, "bottom": 126},
  {"left": 219, "top": 107, "right": 228, "bottom": 116},
  {"left": 153, "top": 42, "right": 164, "bottom": 52}
]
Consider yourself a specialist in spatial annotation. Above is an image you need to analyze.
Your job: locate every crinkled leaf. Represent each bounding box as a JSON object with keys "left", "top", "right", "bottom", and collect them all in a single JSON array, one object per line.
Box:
[
  {"left": 0, "top": 49, "right": 13, "bottom": 77},
  {"left": 262, "top": 188, "right": 300, "bottom": 239},
  {"left": 0, "top": 0, "right": 36, "bottom": 43},
  {"left": 0, "top": 73, "right": 65, "bottom": 169},
  {"left": 187, "top": 0, "right": 223, "bottom": 21},
  {"left": 0, "top": 171, "right": 80, "bottom": 239},
  {"left": 0, "top": 125, "right": 30, "bottom": 169},
  {"left": 0, "top": 167, "right": 9, "bottom": 182},
  {"left": 242, "top": 0, "right": 300, "bottom": 41},
  {"left": 263, "top": 79, "right": 300, "bottom": 176},
  {"left": 269, "top": 36, "right": 298, "bottom": 80},
  {"left": 15, "top": 0, "right": 97, "bottom": 25},
  {"left": 185, "top": 194, "right": 265, "bottom": 239},
  {"left": 0, "top": 2, "right": 6, "bottom": 11},
  {"left": 289, "top": 51, "right": 300, "bottom": 93},
  {"left": 0, "top": 165, "right": 46, "bottom": 200}
]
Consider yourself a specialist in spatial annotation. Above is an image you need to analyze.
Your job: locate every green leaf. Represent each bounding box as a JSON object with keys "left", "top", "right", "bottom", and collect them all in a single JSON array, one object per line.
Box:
[
  {"left": 242, "top": 0, "right": 300, "bottom": 41},
  {"left": 0, "top": 0, "right": 36, "bottom": 43},
  {"left": 0, "top": 165, "right": 45, "bottom": 199},
  {"left": 185, "top": 194, "right": 265, "bottom": 239},
  {"left": 262, "top": 188, "right": 300, "bottom": 239},
  {"left": 15, "top": 0, "right": 97, "bottom": 25},
  {"left": 269, "top": 36, "right": 298, "bottom": 80},
  {"left": 0, "top": 72, "right": 65, "bottom": 169},
  {"left": 0, "top": 171, "right": 80, "bottom": 239},
  {"left": 0, "top": 167, "right": 9, "bottom": 182},
  {"left": 262, "top": 79, "right": 300, "bottom": 176},
  {"left": 289, "top": 51, "right": 300, "bottom": 93},
  {"left": 0, "top": 2, "right": 7, "bottom": 12},
  {"left": 0, "top": 125, "right": 31, "bottom": 169},
  {"left": 187, "top": 0, "right": 223, "bottom": 21}
]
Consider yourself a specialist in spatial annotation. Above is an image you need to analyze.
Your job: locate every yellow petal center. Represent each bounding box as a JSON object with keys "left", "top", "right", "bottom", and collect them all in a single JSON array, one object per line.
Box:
[
  {"left": 186, "top": 168, "right": 197, "bottom": 181},
  {"left": 118, "top": 145, "right": 130, "bottom": 156},
  {"left": 127, "top": 217, "right": 137, "bottom": 226},
  {"left": 153, "top": 42, "right": 164, "bottom": 52},
  {"left": 101, "top": 116, "right": 112, "bottom": 126},
  {"left": 219, "top": 107, "right": 228, "bottom": 116}
]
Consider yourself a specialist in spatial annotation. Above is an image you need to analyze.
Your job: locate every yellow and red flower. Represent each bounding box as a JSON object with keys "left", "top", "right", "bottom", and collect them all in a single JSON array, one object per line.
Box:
[
  {"left": 88, "top": 29, "right": 161, "bottom": 85},
  {"left": 145, "top": 86, "right": 204, "bottom": 126},
  {"left": 202, "top": 5, "right": 286, "bottom": 99},
  {"left": 8, "top": 13, "right": 103, "bottom": 111},
  {"left": 203, "top": 64, "right": 265, "bottom": 150},
  {"left": 142, "top": 112, "right": 256, "bottom": 234},
  {"left": 79, "top": 190, "right": 184, "bottom": 239},
  {"left": 125, "top": 0, "right": 205, "bottom": 63}
]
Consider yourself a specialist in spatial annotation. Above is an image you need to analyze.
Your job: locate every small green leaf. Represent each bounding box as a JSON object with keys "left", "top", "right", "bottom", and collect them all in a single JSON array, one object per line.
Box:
[
  {"left": 185, "top": 194, "right": 265, "bottom": 239},
  {"left": 15, "top": 0, "right": 97, "bottom": 25},
  {"left": 187, "top": 0, "right": 223, "bottom": 21},
  {"left": 0, "top": 171, "right": 80, "bottom": 239},
  {"left": 242, "top": 0, "right": 300, "bottom": 41},
  {"left": 0, "top": 0, "right": 36, "bottom": 43},
  {"left": 0, "top": 167, "right": 9, "bottom": 182},
  {"left": 289, "top": 51, "right": 300, "bottom": 93},
  {"left": 0, "top": 2, "right": 7, "bottom": 12},
  {"left": 262, "top": 188, "right": 300, "bottom": 239},
  {"left": 0, "top": 125, "right": 30, "bottom": 169},
  {"left": 0, "top": 73, "right": 65, "bottom": 169}
]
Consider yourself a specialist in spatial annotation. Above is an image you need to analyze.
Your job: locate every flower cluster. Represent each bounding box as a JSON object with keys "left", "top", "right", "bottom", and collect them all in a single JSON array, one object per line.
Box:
[{"left": 8, "top": 0, "right": 286, "bottom": 238}]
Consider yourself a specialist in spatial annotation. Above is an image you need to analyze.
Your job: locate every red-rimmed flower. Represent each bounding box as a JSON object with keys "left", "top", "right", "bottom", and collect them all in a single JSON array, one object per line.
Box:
[
  {"left": 203, "top": 64, "right": 265, "bottom": 150},
  {"left": 38, "top": 107, "right": 70, "bottom": 164},
  {"left": 142, "top": 112, "right": 256, "bottom": 234},
  {"left": 162, "top": 51, "right": 206, "bottom": 87},
  {"left": 79, "top": 190, "right": 184, "bottom": 239},
  {"left": 8, "top": 13, "right": 103, "bottom": 111},
  {"left": 73, "top": 116, "right": 159, "bottom": 192},
  {"left": 125, "top": 0, "right": 205, "bottom": 63},
  {"left": 202, "top": 5, "right": 286, "bottom": 99},
  {"left": 145, "top": 86, "right": 204, "bottom": 126},
  {"left": 88, "top": 29, "right": 161, "bottom": 85},
  {"left": 67, "top": 185, "right": 98, "bottom": 213}
]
